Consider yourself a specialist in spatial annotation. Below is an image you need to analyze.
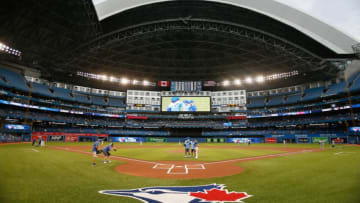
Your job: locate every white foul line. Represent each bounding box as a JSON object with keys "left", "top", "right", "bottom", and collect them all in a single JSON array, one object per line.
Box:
[{"left": 204, "top": 150, "right": 316, "bottom": 165}]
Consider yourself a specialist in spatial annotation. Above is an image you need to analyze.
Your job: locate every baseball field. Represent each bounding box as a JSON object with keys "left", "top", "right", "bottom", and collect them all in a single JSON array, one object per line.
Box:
[{"left": 0, "top": 142, "right": 359, "bottom": 203}]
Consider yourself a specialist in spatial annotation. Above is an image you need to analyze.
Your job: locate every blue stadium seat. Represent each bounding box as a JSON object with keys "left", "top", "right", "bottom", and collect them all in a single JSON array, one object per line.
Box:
[
  {"left": 247, "top": 98, "right": 265, "bottom": 108},
  {"left": 31, "top": 83, "right": 54, "bottom": 98},
  {"left": 108, "top": 98, "right": 125, "bottom": 107},
  {"left": 266, "top": 96, "right": 284, "bottom": 107},
  {"left": 349, "top": 78, "right": 360, "bottom": 92},
  {"left": 285, "top": 94, "right": 302, "bottom": 104},
  {"left": 73, "top": 93, "right": 91, "bottom": 104},
  {"left": 0, "top": 67, "right": 30, "bottom": 92},
  {"left": 347, "top": 71, "right": 360, "bottom": 84},
  {"left": 302, "top": 87, "right": 324, "bottom": 102},
  {"left": 52, "top": 87, "right": 74, "bottom": 101},
  {"left": 91, "top": 96, "right": 107, "bottom": 106},
  {"left": 323, "top": 82, "right": 347, "bottom": 97},
  {"left": 0, "top": 75, "right": 9, "bottom": 87}
]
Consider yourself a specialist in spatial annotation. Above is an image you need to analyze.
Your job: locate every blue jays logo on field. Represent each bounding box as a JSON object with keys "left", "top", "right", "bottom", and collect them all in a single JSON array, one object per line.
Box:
[{"left": 99, "top": 183, "right": 252, "bottom": 203}]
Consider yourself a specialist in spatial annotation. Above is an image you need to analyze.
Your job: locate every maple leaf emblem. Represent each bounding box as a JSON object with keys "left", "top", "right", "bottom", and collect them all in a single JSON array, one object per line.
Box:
[{"left": 190, "top": 188, "right": 252, "bottom": 202}]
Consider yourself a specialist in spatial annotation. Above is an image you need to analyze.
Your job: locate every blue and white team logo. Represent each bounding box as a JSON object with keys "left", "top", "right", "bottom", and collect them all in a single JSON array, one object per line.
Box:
[{"left": 99, "top": 184, "right": 252, "bottom": 203}]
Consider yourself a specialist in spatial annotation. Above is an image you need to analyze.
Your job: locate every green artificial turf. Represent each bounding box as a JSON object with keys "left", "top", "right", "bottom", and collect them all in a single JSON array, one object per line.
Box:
[
  {"left": 0, "top": 143, "right": 359, "bottom": 203},
  {"left": 104, "top": 147, "right": 285, "bottom": 162}
]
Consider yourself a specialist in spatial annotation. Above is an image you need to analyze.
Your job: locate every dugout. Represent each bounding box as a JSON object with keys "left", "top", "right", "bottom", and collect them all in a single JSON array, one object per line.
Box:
[{"left": 78, "top": 136, "right": 94, "bottom": 142}]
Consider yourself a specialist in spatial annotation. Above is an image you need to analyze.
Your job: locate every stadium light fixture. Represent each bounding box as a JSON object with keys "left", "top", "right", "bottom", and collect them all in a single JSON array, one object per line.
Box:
[
  {"left": 255, "top": 76, "right": 265, "bottom": 83},
  {"left": 234, "top": 79, "right": 242, "bottom": 85},
  {"left": 109, "top": 76, "right": 116, "bottom": 82},
  {"left": 245, "top": 77, "right": 253, "bottom": 84},
  {"left": 77, "top": 71, "right": 156, "bottom": 86},
  {"left": 0, "top": 41, "right": 21, "bottom": 56},
  {"left": 223, "top": 80, "right": 230, "bottom": 86},
  {"left": 121, "top": 78, "right": 129, "bottom": 84},
  {"left": 101, "top": 75, "right": 108, "bottom": 81}
]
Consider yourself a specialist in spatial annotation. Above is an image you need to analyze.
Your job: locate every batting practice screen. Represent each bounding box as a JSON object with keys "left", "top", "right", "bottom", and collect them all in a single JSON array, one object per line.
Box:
[{"left": 161, "top": 96, "right": 211, "bottom": 112}]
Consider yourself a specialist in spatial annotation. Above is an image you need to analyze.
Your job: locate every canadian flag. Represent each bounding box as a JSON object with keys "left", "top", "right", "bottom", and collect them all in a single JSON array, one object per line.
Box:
[{"left": 158, "top": 81, "right": 170, "bottom": 87}]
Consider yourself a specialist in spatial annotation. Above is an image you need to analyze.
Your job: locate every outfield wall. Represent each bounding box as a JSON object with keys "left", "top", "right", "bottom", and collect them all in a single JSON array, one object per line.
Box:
[{"left": 18, "top": 132, "right": 360, "bottom": 144}]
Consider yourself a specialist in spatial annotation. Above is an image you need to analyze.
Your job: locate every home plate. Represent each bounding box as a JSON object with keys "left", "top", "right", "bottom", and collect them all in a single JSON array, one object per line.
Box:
[
  {"left": 168, "top": 165, "right": 188, "bottom": 174},
  {"left": 186, "top": 164, "right": 206, "bottom": 170}
]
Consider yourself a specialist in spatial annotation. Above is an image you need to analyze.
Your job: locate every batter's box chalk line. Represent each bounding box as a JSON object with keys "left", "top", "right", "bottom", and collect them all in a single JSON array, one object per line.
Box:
[{"left": 152, "top": 163, "right": 205, "bottom": 175}]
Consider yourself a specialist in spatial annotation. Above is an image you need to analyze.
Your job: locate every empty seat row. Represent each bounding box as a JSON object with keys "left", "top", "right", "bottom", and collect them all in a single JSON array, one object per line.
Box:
[
  {"left": 0, "top": 67, "right": 126, "bottom": 107},
  {"left": 31, "top": 83, "right": 54, "bottom": 98},
  {"left": 322, "top": 82, "right": 347, "bottom": 97},
  {"left": 0, "top": 67, "right": 30, "bottom": 92},
  {"left": 247, "top": 80, "right": 360, "bottom": 108},
  {"left": 302, "top": 87, "right": 325, "bottom": 102}
]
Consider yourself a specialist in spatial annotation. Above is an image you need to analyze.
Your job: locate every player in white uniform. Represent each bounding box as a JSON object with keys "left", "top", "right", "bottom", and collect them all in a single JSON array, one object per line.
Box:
[{"left": 193, "top": 140, "right": 199, "bottom": 159}]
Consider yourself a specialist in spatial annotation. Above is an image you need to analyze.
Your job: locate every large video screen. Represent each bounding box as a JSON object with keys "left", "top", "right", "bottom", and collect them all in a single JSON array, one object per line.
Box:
[
  {"left": 349, "top": 127, "right": 360, "bottom": 132},
  {"left": 161, "top": 97, "right": 210, "bottom": 112},
  {"left": 4, "top": 124, "right": 30, "bottom": 130}
]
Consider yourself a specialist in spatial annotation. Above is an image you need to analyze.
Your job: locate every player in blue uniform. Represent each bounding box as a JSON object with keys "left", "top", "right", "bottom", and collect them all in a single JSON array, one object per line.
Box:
[
  {"left": 92, "top": 140, "right": 99, "bottom": 166},
  {"left": 182, "top": 100, "right": 191, "bottom": 111},
  {"left": 103, "top": 143, "right": 117, "bottom": 163},
  {"left": 189, "top": 100, "right": 197, "bottom": 112},
  {"left": 184, "top": 139, "right": 191, "bottom": 158},
  {"left": 167, "top": 97, "right": 183, "bottom": 112},
  {"left": 181, "top": 100, "right": 197, "bottom": 112}
]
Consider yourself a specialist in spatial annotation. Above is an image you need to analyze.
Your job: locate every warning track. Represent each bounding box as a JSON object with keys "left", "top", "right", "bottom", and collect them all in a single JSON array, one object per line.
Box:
[{"left": 48, "top": 146, "right": 324, "bottom": 179}]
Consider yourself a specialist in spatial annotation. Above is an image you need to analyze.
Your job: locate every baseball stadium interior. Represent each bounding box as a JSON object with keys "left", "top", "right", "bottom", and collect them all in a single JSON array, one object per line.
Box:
[
  {"left": 1, "top": 1, "right": 360, "bottom": 202},
  {"left": 0, "top": 0, "right": 359, "bottom": 144}
]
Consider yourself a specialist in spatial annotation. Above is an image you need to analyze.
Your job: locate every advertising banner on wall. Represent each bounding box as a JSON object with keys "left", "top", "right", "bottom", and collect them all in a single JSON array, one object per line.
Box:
[
  {"left": 331, "top": 138, "right": 345, "bottom": 143},
  {"left": 31, "top": 135, "right": 48, "bottom": 142},
  {"left": 206, "top": 138, "right": 225, "bottom": 143},
  {"left": 112, "top": 137, "right": 143, "bottom": 143},
  {"left": 32, "top": 132, "right": 108, "bottom": 137},
  {"left": 227, "top": 138, "right": 261, "bottom": 143},
  {"left": 266, "top": 138, "right": 277, "bottom": 143},
  {"left": 297, "top": 138, "right": 309, "bottom": 143},
  {"left": 146, "top": 137, "right": 167, "bottom": 143},
  {"left": 65, "top": 136, "right": 78, "bottom": 142},
  {"left": 312, "top": 137, "right": 328, "bottom": 143},
  {"left": 48, "top": 136, "right": 64, "bottom": 141}
]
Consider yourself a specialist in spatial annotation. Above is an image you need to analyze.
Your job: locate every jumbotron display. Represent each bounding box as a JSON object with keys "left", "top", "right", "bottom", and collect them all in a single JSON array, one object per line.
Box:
[{"left": 161, "top": 97, "right": 211, "bottom": 112}]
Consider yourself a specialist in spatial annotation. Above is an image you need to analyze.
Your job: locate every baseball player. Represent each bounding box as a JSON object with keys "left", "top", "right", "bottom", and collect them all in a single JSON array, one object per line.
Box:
[
  {"left": 92, "top": 140, "right": 99, "bottom": 166},
  {"left": 32, "top": 138, "right": 36, "bottom": 146},
  {"left": 182, "top": 100, "right": 191, "bottom": 111},
  {"left": 193, "top": 139, "right": 199, "bottom": 159},
  {"left": 190, "top": 139, "right": 195, "bottom": 157},
  {"left": 167, "top": 97, "right": 183, "bottom": 112},
  {"left": 184, "top": 139, "right": 191, "bottom": 158},
  {"left": 189, "top": 100, "right": 197, "bottom": 112},
  {"left": 103, "top": 143, "right": 117, "bottom": 163}
]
